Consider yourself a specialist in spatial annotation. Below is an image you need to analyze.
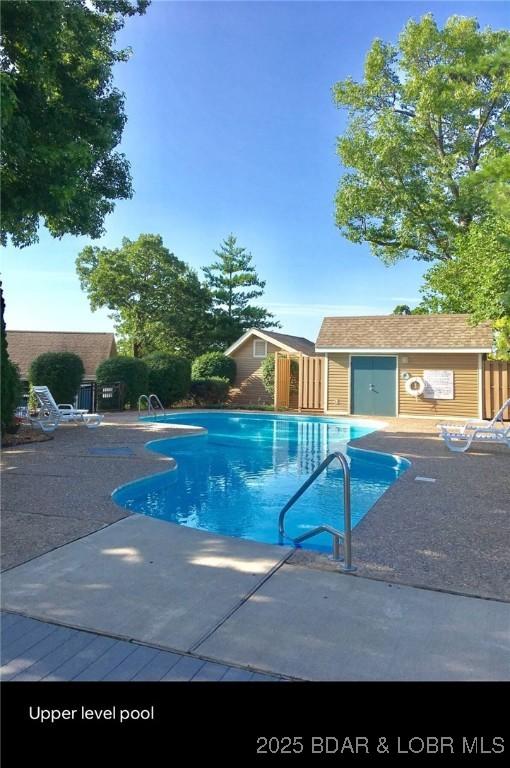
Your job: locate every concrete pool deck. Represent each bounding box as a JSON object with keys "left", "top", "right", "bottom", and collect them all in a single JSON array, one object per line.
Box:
[
  {"left": 1, "top": 410, "right": 509, "bottom": 680},
  {"left": 2, "top": 517, "right": 509, "bottom": 681},
  {"left": 294, "top": 417, "right": 510, "bottom": 601}
]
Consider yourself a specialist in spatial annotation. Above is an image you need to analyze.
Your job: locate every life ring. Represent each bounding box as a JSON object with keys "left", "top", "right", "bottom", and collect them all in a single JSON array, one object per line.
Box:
[{"left": 405, "top": 376, "right": 425, "bottom": 397}]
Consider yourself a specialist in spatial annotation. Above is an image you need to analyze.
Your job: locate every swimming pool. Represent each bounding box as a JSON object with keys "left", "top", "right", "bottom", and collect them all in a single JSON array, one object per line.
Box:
[{"left": 112, "top": 412, "right": 410, "bottom": 553}]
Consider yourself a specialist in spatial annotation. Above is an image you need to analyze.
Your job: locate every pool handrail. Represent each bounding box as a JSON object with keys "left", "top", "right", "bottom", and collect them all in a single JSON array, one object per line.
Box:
[
  {"left": 149, "top": 393, "right": 165, "bottom": 414},
  {"left": 138, "top": 394, "right": 166, "bottom": 417},
  {"left": 278, "top": 451, "right": 355, "bottom": 573}
]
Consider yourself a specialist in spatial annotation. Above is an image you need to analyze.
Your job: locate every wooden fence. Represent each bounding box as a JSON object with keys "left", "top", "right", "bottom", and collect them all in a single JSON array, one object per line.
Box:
[
  {"left": 298, "top": 355, "right": 324, "bottom": 411},
  {"left": 274, "top": 353, "right": 324, "bottom": 411},
  {"left": 483, "top": 360, "right": 510, "bottom": 420},
  {"left": 274, "top": 353, "right": 290, "bottom": 409}
]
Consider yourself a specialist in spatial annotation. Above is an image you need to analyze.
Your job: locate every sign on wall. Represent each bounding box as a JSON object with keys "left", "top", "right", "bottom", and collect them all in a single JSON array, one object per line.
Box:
[{"left": 423, "top": 370, "right": 454, "bottom": 400}]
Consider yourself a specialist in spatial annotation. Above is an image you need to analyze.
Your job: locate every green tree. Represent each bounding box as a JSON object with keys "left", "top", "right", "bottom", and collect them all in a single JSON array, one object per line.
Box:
[
  {"left": 333, "top": 14, "right": 510, "bottom": 264},
  {"left": 418, "top": 216, "right": 510, "bottom": 325},
  {"left": 492, "top": 318, "right": 510, "bottom": 361},
  {"left": 76, "top": 234, "right": 213, "bottom": 358},
  {"left": 203, "top": 234, "right": 280, "bottom": 347},
  {"left": 392, "top": 305, "right": 412, "bottom": 315},
  {"left": 1, "top": 0, "right": 149, "bottom": 247},
  {"left": 472, "top": 39, "right": 510, "bottom": 221}
]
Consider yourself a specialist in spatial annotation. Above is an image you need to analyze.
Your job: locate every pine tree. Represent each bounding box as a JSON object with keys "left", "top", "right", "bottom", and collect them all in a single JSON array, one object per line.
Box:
[{"left": 203, "top": 234, "right": 280, "bottom": 347}]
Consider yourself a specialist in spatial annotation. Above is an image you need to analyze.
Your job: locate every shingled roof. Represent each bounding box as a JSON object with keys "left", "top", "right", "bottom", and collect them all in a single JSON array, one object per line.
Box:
[
  {"left": 316, "top": 315, "right": 493, "bottom": 351},
  {"left": 259, "top": 330, "right": 316, "bottom": 356},
  {"left": 225, "top": 328, "right": 315, "bottom": 356},
  {"left": 6, "top": 331, "right": 117, "bottom": 379}
]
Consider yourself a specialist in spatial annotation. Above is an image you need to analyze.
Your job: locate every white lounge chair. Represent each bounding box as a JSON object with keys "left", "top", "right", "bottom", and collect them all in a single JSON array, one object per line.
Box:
[
  {"left": 438, "top": 398, "right": 510, "bottom": 452},
  {"left": 31, "top": 386, "right": 103, "bottom": 432}
]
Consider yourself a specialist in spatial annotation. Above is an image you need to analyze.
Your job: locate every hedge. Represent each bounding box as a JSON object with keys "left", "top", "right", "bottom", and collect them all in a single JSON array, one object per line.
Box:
[
  {"left": 143, "top": 352, "right": 191, "bottom": 406},
  {"left": 191, "top": 352, "right": 236, "bottom": 385},
  {"left": 190, "top": 377, "right": 230, "bottom": 405},
  {"left": 29, "top": 352, "right": 84, "bottom": 406},
  {"left": 96, "top": 356, "right": 148, "bottom": 408},
  {"left": 1, "top": 284, "right": 22, "bottom": 434}
]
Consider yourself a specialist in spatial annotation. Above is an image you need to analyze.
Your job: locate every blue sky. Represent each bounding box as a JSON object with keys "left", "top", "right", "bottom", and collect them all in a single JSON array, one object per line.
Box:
[{"left": 2, "top": 1, "right": 507, "bottom": 342}]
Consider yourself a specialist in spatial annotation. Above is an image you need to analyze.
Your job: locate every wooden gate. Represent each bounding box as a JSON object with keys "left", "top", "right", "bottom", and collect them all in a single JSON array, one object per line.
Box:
[
  {"left": 274, "top": 352, "right": 291, "bottom": 409},
  {"left": 298, "top": 355, "right": 324, "bottom": 411},
  {"left": 483, "top": 360, "right": 510, "bottom": 420}
]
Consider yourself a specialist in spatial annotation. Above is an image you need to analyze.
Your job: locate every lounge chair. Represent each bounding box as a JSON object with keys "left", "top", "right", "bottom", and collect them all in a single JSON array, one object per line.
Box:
[
  {"left": 30, "top": 386, "right": 103, "bottom": 432},
  {"left": 438, "top": 398, "right": 510, "bottom": 452}
]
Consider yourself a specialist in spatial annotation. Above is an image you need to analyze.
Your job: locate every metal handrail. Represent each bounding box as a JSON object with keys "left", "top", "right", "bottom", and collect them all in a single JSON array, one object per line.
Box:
[
  {"left": 149, "top": 393, "right": 165, "bottom": 413},
  {"left": 138, "top": 394, "right": 166, "bottom": 417},
  {"left": 138, "top": 394, "right": 150, "bottom": 416},
  {"left": 278, "top": 451, "right": 356, "bottom": 572}
]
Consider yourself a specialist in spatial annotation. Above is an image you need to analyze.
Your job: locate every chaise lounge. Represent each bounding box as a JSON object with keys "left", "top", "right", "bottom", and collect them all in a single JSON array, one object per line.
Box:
[
  {"left": 438, "top": 398, "right": 510, "bottom": 452},
  {"left": 30, "top": 385, "right": 103, "bottom": 432}
]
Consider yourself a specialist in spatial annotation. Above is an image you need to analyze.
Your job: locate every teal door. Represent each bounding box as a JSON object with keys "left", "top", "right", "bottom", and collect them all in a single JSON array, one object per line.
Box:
[{"left": 351, "top": 357, "right": 396, "bottom": 416}]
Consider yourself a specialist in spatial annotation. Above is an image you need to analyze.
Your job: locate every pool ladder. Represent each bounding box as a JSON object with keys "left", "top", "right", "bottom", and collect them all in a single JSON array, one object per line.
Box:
[
  {"left": 278, "top": 451, "right": 356, "bottom": 573},
  {"left": 138, "top": 393, "right": 166, "bottom": 417}
]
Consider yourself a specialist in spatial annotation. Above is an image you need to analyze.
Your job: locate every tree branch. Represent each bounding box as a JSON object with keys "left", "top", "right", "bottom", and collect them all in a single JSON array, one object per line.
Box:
[
  {"left": 470, "top": 99, "right": 498, "bottom": 170},
  {"left": 365, "top": 233, "right": 439, "bottom": 260},
  {"left": 391, "top": 93, "right": 415, "bottom": 118},
  {"left": 393, "top": 108, "right": 416, "bottom": 118},
  {"left": 379, "top": 169, "right": 453, "bottom": 259}
]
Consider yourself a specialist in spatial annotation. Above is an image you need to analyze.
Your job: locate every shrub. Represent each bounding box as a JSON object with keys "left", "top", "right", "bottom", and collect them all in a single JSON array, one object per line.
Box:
[
  {"left": 261, "top": 353, "right": 299, "bottom": 396},
  {"left": 29, "top": 351, "right": 84, "bottom": 405},
  {"left": 1, "top": 359, "right": 21, "bottom": 434},
  {"left": 143, "top": 352, "right": 191, "bottom": 406},
  {"left": 191, "top": 352, "right": 236, "bottom": 385},
  {"left": 261, "top": 353, "right": 276, "bottom": 395},
  {"left": 1, "top": 286, "right": 22, "bottom": 434},
  {"left": 190, "top": 377, "right": 230, "bottom": 405},
  {"left": 96, "top": 356, "right": 148, "bottom": 408}
]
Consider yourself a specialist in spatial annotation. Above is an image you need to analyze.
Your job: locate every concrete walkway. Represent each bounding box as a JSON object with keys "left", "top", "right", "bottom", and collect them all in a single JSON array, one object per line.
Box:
[
  {"left": 2, "top": 516, "right": 509, "bottom": 681},
  {"left": 1, "top": 516, "right": 290, "bottom": 651}
]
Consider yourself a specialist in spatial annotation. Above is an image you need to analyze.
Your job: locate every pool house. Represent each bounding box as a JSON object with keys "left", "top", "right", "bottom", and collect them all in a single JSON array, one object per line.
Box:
[
  {"left": 316, "top": 314, "right": 496, "bottom": 419},
  {"left": 268, "top": 315, "right": 508, "bottom": 420}
]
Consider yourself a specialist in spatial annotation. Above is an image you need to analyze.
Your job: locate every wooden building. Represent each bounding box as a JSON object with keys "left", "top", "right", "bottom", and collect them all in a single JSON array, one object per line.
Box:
[
  {"left": 316, "top": 315, "right": 494, "bottom": 419},
  {"left": 225, "top": 329, "right": 315, "bottom": 406}
]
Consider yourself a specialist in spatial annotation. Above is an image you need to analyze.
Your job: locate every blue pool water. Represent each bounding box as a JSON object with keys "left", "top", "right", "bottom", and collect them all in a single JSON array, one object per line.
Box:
[{"left": 112, "top": 412, "right": 410, "bottom": 553}]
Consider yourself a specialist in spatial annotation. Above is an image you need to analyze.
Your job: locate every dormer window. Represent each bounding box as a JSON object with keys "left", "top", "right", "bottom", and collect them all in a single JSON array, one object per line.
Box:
[{"left": 253, "top": 339, "right": 267, "bottom": 358}]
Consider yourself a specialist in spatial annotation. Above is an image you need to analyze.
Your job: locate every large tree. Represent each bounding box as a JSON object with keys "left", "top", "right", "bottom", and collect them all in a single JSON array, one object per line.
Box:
[
  {"left": 1, "top": 0, "right": 149, "bottom": 247},
  {"left": 474, "top": 38, "right": 510, "bottom": 222},
  {"left": 419, "top": 216, "right": 510, "bottom": 323},
  {"left": 333, "top": 14, "right": 510, "bottom": 264},
  {"left": 203, "top": 234, "right": 279, "bottom": 347},
  {"left": 418, "top": 213, "right": 510, "bottom": 361},
  {"left": 76, "top": 234, "right": 213, "bottom": 358}
]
